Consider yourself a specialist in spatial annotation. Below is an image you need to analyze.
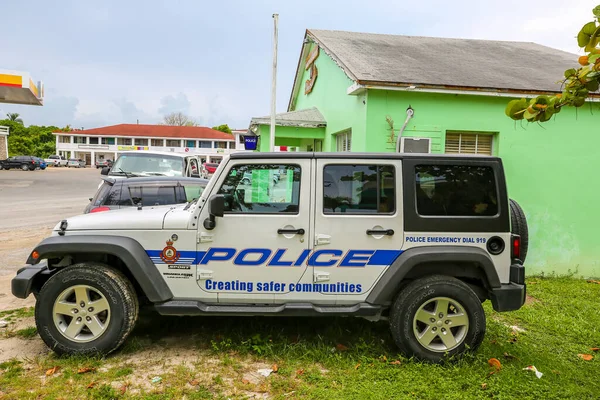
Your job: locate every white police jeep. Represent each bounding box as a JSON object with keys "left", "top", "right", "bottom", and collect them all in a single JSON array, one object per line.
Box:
[{"left": 12, "top": 152, "right": 527, "bottom": 362}]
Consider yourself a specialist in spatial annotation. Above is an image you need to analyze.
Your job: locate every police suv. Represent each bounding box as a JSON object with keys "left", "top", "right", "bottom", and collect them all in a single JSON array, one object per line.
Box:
[{"left": 12, "top": 152, "right": 528, "bottom": 363}]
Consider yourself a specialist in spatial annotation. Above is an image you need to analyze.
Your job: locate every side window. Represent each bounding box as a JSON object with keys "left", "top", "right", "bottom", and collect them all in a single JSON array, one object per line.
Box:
[
  {"left": 415, "top": 165, "right": 498, "bottom": 216},
  {"left": 184, "top": 184, "right": 205, "bottom": 202},
  {"left": 125, "top": 186, "right": 178, "bottom": 206},
  {"left": 104, "top": 187, "right": 122, "bottom": 206},
  {"left": 218, "top": 164, "right": 301, "bottom": 214},
  {"left": 323, "top": 165, "right": 395, "bottom": 214},
  {"left": 91, "top": 183, "right": 113, "bottom": 207}
]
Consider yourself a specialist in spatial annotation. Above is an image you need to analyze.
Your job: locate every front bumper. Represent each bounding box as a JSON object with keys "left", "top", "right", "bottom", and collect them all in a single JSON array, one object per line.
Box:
[
  {"left": 11, "top": 261, "right": 50, "bottom": 299},
  {"left": 490, "top": 262, "right": 526, "bottom": 312}
]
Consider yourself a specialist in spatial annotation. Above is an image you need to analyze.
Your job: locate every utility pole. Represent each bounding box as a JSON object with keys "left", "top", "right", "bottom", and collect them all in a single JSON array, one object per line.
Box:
[{"left": 269, "top": 13, "right": 279, "bottom": 152}]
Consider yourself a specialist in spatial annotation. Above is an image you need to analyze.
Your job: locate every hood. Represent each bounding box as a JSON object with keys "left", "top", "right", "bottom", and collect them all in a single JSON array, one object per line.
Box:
[{"left": 55, "top": 206, "right": 177, "bottom": 232}]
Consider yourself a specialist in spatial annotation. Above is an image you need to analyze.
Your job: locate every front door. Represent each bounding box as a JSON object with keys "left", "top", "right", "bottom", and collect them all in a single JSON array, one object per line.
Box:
[
  {"left": 313, "top": 159, "right": 404, "bottom": 304},
  {"left": 196, "top": 159, "right": 312, "bottom": 303}
]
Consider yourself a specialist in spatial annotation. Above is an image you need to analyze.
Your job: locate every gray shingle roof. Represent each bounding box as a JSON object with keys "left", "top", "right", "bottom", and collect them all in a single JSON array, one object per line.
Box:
[
  {"left": 251, "top": 107, "right": 326, "bottom": 127},
  {"left": 308, "top": 29, "right": 580, "bottom": 93}
]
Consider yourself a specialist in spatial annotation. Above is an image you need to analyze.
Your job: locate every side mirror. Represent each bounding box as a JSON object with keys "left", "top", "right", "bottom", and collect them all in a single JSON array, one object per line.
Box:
[
  {"left": 203, "top": 194, "right": 225, "bottom": 230},
  {"left": 101, "top": 167, "right": 110, "bottom": 175}
]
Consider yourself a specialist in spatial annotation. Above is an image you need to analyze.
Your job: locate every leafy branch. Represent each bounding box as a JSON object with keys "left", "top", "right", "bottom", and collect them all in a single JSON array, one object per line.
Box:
[{"left": 506, "top": 5, "right": 600, "bottom": 122}]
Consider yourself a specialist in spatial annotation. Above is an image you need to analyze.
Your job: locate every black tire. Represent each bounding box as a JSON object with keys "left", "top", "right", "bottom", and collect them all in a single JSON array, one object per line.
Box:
[
  {"left": 389, "top": 275, "right": 486, "bottom": 363},
  {"left": 509, "top": 199, "right": 529, "bottom": 262},
  {"left": 35, "top": 263, "right": 139, "bottom": 356}
]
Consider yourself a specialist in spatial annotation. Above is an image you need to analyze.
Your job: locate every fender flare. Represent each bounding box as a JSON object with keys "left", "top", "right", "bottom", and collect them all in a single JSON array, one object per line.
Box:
[
  {"left": 27, "top": 235, "right": 173, "bottom": 302},
  {"left": 366, "top": 246, "right": 501, "bottom": 305}
]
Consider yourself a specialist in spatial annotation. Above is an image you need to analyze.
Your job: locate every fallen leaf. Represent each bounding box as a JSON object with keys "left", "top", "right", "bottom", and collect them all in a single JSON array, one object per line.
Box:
[
  {"left": 189, "top": 379, "right": 200, "bottom": 386},
  {"left": 354, "top": 363, "right": 360, "bottom": 370},
  {"left": 45, "top": 366, "right": 60, "bottom": 376},
  {"left": 552, "top": 370, "right": 561, "bottom": 375},
  {"left": 296, "top": 369, "right": 305, "bottom": 376},
  {"left": 481, "top": 383, "right": 488, "bottom": 390},
  {"left": 490, "top": 340, "right": 498, "bottom": 345},
  {"left": 503, "top": 352, "right": 517, "bottom": 360},
  {"left": 389, "top": 360, "right": 401, "bottom": 365},
  {"left": 578, "top": 354, "right": 594, "bottom": 361},
  {"left": 528, "top": 281, "right": 538, "bottom": 285},
  {"left": 381, "top": 355, "right": 388, "bottom": 362},
  {"left": 272, "top": 364, "right": 279, "bottom": 373},
  {"left": 586, "top": 280, "right": 600, "bottom": 284},
  {"left": 488, "top": 358, "right": 502, "bottom": 371},
  {"left": 591, "top": 347, "right": 600, "bottom": 352},
  {"left": 77, "top": 367, "right": 96, "bottom": 374},
  {"left": 119, "top": 384, "right": 128, "bottom": 395},
  {"left": 242, "top": 378, "right": 250, "bottom": 384},
  {"left": 336, "top": 343, "right": 349, "bottom": 351},
  {"left": 86, "top": 382, "right": 97, "bottom": 389}
]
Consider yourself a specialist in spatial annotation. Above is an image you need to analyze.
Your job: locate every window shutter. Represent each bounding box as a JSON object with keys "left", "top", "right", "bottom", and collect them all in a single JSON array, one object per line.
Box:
[{"left": 445, "top": 132, "right": 493, "bottom": 155}]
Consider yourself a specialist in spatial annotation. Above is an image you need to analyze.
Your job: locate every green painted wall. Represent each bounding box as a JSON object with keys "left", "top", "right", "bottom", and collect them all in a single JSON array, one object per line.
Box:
[
  {"left": 265, "top": 46, "right": 600, "bottom": 277},
  {"left": 257, "top": 124, "right": 325, "bottom": 152},
  {"left": 292, "top": 45, "right": 367, "bottom": 151}
]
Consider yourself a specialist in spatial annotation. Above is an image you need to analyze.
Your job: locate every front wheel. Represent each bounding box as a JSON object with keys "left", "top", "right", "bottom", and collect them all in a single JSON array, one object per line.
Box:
[
  {"left": 35, "top": 263, "right": 139, "bottom": 356},
  {"left": 21, "top": 164, "right": 29, "bottom": 171},
  {"left": 389, "top": 275, "right": 486, "bottom": 363}
]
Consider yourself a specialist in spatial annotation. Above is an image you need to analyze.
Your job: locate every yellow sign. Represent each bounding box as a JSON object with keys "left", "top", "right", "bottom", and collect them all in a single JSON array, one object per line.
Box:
[{"left": 118, "top": 146, "right": 149, "bottom": 151}]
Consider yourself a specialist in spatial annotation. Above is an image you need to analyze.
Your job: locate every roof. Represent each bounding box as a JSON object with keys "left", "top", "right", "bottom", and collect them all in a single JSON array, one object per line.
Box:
[
  {"left": 230, "top": 151, "right": 499, "bottom": 161},
  {"left": 54, "top": 124, "right": 235, "bottom": 140},
  {"left": 250, "top": 107, "right": 326, "bottom": 128},
  {"left": 0, "top": 69, "right": 43, "bottom": 106},
  {"left": 102, "top": 176, "right": 208, "bottom": 185},
  {"left": 303, "top": 29, "right": 579, "bottom": 94}
]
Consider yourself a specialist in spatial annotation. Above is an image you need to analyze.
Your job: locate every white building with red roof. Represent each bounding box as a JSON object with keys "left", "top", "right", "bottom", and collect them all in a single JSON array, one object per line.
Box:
[{"left": 54, "top": 124, "right": 244, "bottom": 165}]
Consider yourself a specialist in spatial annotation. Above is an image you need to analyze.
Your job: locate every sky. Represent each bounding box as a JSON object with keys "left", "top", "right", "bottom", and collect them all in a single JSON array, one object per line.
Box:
[{"left": 0, "top": 0, "right": 597, "bottom": 129}]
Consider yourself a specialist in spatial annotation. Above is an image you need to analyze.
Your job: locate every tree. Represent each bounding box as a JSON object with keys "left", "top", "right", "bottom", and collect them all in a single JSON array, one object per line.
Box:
[
  {"left": 6, "top": 113, "right": 23, "bottom": 124},
  {"left": 161, "top": 112, "right": 197, "bottom": 126},
  {"left": 0, "top": 119, "right": 59, "bottom": 158},
  {"left": 506, "top": 5, "right": 600, "bottom": 122},
  {"left": 212, "top": 124, "right": 232, "bottom": 134}
]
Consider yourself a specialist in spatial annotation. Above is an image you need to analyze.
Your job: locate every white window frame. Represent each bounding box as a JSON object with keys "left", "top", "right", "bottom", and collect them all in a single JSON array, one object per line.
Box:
[
  {"left": 400, "top": 137, "right": 431, "bottom": 153},
  {"left": 336, "top": 130, "right": 352, "bottom": 152}
]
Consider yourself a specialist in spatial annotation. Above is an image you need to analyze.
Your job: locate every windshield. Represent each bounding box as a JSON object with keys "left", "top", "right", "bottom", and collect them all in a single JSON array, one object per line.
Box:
[{"left": 109, "top": 154, "right": 185, "bottom": 177}]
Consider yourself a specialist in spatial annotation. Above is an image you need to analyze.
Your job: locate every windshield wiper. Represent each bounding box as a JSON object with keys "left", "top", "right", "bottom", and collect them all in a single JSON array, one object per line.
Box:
[
  {"left": 116, "top": 168, "right": 139, "bottom": 178},
  {"left": 144, "top": 172, "right": 167, "bottom": 176}
]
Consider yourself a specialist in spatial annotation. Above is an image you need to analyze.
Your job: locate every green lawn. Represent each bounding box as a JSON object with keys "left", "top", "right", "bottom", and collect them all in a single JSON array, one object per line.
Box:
[{"left": 0, "top": 276, "right": 599, "bottom": 399}]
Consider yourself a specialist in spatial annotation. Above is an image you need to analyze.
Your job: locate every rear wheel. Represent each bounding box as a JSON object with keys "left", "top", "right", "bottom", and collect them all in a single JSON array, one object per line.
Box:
[
  {"left": 21, "top": 164, "right": 29, "bottom": 171},
  {"left": 35, "top": 263, "right": 139, "bottom": 356},
  {"left": 389, "top": 275, "right": 486, "bottom": 363}
]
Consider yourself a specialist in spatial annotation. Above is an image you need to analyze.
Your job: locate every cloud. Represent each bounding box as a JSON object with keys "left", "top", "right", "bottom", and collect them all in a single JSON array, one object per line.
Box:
[{"left": 158, "top": 93, "right": 192, "bottom": 116}]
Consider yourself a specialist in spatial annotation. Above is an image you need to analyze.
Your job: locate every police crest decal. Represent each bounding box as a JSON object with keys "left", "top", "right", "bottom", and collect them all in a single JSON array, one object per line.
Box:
[{"left": 160, "top": 239, "right": 180, "bottom": 263}]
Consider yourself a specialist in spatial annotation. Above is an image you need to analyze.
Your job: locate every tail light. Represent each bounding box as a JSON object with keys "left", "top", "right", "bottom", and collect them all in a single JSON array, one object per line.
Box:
[
  {"left": 511, "top": 235, "right": 521, "bottom": 260},
  {"left": 90, "top": 207, "right": 111, "bottom": 213}
]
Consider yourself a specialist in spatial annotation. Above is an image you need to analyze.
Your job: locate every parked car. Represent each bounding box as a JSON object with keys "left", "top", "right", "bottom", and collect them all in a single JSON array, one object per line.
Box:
[
  {"left": 95, "top": 159, "right": 113, "bottom": 169},
  {"left": 101, "top": 151, "right": 202, "bottom": 180},
  {"left": 201, "top": 162, "right": 219, "bottom": 178},
  {"left": 0, "top": 156, "right": 42, "bottom": 171},
  {"left": 33, "top": 157, "right": 47, "bottom": 170},
  {"left": 67, "top": 158, "right": 86, "bottom": 168},
  {"left": 44, "top": 155, "right": 68, "bottom": 167},
  {"left": 84, "top": 176, "right": 209, "bottom": 213}
]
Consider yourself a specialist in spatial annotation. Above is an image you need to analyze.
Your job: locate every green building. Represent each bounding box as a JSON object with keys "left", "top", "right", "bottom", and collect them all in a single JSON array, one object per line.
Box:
[{"left": 249, "top": 30, "right": 600, "bottom": 277}]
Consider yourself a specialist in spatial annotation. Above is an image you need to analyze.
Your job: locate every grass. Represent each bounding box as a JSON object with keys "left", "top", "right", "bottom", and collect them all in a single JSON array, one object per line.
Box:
[{"left": 0, "top": 276, "right": 599, "bottom": 399}]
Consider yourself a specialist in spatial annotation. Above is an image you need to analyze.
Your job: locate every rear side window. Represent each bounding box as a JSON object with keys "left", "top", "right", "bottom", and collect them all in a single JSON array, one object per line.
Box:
[
  {"left": 415, "top": 165, "right": 498, "bottom": 216},
  {"left": 323, "top": 165, "right": 395, "bottom": 214},
  {"left": 126, "top": 186, "right": 178, "bottom": 207}
]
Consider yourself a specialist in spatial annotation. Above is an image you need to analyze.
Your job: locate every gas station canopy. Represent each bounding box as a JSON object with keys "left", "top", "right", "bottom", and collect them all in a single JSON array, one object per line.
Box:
[{"left": 0, "top": 69, "right": 43, "bottom": 106}]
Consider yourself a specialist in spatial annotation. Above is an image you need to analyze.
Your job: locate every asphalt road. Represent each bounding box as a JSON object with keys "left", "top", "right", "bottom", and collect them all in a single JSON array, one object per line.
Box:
[{"left": 0, "top": 167, "right": 101, "bottom": 231}]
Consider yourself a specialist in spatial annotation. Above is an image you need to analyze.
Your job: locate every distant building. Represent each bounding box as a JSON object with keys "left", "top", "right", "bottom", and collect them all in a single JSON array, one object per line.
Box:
[{"left": 54, "top": 124, "right": 243, "bottom": 165}]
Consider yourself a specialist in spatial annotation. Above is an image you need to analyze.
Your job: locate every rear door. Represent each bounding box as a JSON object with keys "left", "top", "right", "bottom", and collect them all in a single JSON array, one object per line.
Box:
[{"left": 313, "top": 159, "right": 404, "bottom": 303}]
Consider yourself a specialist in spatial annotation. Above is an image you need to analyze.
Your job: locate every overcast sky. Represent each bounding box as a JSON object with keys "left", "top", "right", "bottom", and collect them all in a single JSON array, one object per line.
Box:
[{"left": 0, "top": 0, "right": 597, "bottom": 129}]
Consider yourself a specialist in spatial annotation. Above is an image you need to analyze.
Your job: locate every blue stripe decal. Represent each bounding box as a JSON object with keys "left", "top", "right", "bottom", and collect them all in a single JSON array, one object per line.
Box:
[
  {"left": 146, "top": 250, "right": 206, "bottom": 264},
  {"left": 366, "top": 250, "right": 403, "bottom": 266}
]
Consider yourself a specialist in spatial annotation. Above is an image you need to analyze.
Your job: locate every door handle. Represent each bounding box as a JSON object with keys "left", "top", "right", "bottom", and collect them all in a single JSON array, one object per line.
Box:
[
  {"left": 366, "top": 229, "right": 395, "bottom": 236},
  {"left": 277, "top": 228, "right": 305, "bottom": 235}
]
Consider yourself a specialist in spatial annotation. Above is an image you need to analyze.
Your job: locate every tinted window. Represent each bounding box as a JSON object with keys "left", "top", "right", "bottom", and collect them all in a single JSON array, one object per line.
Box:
[
  {"left": 218, "top": 164, "right": 300, "bottom": 214},
  {"left": 91, "top": 182, "right": 114, "bottom": 207},
  {"left": 126, "top": 185, "right": 178, "bottom": 207},
  {"left": 323, "top": 165, "right": 395, "bottom": 214},
  {"left": 415, "top": 165, "right": 498, "bottom": 216}
]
